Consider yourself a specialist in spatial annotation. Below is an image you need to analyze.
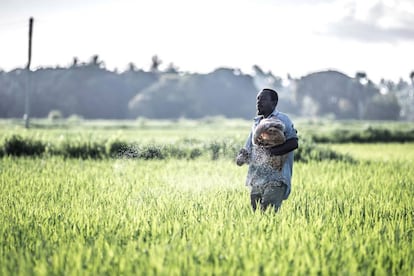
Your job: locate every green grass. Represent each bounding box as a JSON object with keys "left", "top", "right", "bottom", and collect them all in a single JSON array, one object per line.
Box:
[
  {"left": 2, "top": 118, "right": 414, "bottom": 144},
  {"left": 1, "top": 119, "right": 413, "bottom": 275},
  {"left": 1, "top": 146, "right": 413, "bottom": 275},
  {"left": 330, "top": 143, "right": 414, "bottom": 162},
  {"left": 0, "top": 118, "right": 251, "bottom": 144}
]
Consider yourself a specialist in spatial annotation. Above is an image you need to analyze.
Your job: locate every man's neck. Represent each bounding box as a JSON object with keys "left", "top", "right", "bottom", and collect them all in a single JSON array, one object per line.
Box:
[{"left": 264, "top": 108, "right": 278, "bottom": 118}]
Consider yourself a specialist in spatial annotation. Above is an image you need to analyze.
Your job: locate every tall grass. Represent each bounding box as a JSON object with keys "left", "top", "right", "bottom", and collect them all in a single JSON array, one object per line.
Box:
[{"left": 1, "top": 152, "right": 413, "bottom": 275}]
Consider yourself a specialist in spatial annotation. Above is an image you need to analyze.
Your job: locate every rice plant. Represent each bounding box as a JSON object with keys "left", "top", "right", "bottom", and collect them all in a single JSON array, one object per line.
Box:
[{"left": 1, "top": 145, "right": 413, "bottom": 275}]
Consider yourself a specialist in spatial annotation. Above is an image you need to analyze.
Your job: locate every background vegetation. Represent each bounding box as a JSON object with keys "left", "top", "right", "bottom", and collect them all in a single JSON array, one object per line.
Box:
[
  {"left": 2, "top": 118, "right": 414, "bottom": 161},
  {"left": 1, "top": 58, "right": 413, "bottom": 121}
]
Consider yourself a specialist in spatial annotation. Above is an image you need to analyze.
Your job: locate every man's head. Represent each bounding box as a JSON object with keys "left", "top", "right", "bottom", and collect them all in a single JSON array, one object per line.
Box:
[{"left": 256, "top": 88, "right": 278, "bottom": 117}]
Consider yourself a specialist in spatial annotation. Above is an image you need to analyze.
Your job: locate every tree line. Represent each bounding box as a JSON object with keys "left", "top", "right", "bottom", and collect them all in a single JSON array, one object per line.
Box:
[{"left": 1, "top": 55, "right": 413, "bottom": 120}]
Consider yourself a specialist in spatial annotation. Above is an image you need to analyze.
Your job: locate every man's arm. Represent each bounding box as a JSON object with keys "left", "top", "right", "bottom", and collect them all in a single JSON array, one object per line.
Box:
[{"left": 267, "top": 137, "right": 298, "bottom": 156}]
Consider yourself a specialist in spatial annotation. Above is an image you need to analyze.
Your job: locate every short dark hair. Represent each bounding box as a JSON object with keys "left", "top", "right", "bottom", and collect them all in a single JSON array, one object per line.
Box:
[{"left": 261, "top": 88, "right": 278, "bottom": 104}]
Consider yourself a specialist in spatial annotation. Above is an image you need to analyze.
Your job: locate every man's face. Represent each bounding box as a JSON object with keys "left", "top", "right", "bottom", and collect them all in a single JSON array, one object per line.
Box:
[{"left": 256, "top": 91, "right": 276, "bottom": 117}]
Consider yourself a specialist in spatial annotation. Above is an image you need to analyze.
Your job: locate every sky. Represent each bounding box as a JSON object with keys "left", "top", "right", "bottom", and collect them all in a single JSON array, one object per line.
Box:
[{"left": 0, "top": 0, "right": 413, "bottom": 83}]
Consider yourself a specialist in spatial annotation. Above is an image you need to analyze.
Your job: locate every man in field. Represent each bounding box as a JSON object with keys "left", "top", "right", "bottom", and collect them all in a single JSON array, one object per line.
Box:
[{"left": 236, "top": 88, "right": 298, "bottom": 212}]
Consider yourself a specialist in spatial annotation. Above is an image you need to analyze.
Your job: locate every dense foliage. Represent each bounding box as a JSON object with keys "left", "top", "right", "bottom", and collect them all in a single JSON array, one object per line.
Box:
[
  {"left": 1, "top": 61, "right": 413, "bottom": 120},
  {"left": 0, "top": 133, "right": 353, "bottom": 164},
  {"left": 2, "top": 119, "right": 414, "bottom": 161}
]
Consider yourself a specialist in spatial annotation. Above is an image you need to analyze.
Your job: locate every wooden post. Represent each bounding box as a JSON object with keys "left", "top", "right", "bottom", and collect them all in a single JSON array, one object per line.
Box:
[{"left": 24, "top": 17, "right": 33, "bottom": 128}]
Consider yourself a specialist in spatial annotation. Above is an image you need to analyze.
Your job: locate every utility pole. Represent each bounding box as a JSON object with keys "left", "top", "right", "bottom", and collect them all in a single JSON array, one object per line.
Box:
[{"left": 24, "top": 17, "right": 33, "bottom": 128}]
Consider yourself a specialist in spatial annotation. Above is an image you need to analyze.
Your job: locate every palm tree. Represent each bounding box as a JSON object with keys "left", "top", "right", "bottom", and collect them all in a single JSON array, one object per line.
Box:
[{"left": 150, "top": 55, "right": 162, "bottom": 72}]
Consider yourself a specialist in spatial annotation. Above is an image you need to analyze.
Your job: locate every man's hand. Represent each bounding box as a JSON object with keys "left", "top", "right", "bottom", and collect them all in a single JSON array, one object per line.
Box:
[
  {"left": 266, "top": 138, "right": 299, "bottom": 156},
  {"left": 236, "top": 148, "right": 249, "bottom": 166}
]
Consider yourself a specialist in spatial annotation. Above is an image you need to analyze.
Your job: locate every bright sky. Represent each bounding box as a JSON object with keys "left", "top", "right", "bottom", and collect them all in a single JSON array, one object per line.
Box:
[{"left": 1, "top": 0, "right": 413, "bottom": 83}]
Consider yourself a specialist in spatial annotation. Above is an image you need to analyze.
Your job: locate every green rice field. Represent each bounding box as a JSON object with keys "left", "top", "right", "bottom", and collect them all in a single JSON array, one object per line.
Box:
[{"left": 0, "top": 119, "right": 413, "bottom": 275}]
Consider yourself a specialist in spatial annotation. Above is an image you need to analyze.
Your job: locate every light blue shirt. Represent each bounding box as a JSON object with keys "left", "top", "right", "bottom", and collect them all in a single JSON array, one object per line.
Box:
[{"left": 244, "top": 109, "right": 298, "bottom": 199}]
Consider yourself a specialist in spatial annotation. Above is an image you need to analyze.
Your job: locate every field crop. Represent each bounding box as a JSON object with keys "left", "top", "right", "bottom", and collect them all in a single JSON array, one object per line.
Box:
[{"left": 0, "top": 120, "right": 413, "bottom": 275}]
